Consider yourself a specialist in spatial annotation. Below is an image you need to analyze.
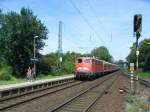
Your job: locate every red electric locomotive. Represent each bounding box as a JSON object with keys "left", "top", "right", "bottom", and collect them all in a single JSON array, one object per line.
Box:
[{"left": 75, "top": 56, "right": 119, "bottom": 79}]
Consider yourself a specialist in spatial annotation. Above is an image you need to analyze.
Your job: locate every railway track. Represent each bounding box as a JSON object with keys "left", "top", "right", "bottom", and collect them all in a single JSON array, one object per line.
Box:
[
  {"left": 1, "top": 71, "right": 119, "bottom": 112},
  {"left": 139, "top": 79, "right": 150, "bottom": 87},
  {"left": 0, "top": 80, "right": 84, "bottom": 111},
  {"left": 125, "top": 73, "right": 150, "bottom": 87},
  {"left": 49, "top": 74, "right": 118, "bottom": 112}
]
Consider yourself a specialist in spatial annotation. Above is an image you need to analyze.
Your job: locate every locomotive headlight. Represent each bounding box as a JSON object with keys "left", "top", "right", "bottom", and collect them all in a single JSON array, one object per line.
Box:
[
  {"left": 77, "top": 67, "right": 82, "bottom": 70},
  {"left": 83, "top": 67, "right": 89, "bottom": 71},
  {"left": 77, "top": 67, "right": 89, "bottom": 71}
]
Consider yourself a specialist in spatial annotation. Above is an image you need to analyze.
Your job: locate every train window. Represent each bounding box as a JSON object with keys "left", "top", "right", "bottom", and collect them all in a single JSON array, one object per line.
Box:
[
  {"left": 92, "top": 59, "right": 95, "bottom": 63},
  {"left": 84, "top": 59, "right": 91, "bottom": 63},
  {"left": 78, "top": 59, "right": 82, "bottom": 63},
  {"left": 96, "top": 60, "right": 102, "bottom": 64},
  {"left": 95, "top": 60, "right": 98, "bottom": 64}
]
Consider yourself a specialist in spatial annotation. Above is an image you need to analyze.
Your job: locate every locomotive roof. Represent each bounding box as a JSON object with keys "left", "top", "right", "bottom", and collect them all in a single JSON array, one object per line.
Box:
[
  {"left": 78, "top": 57, "right": 104, "bottom": 62},
  {"left": 77, "top": 57, "right": 118, "bottom": 66},
  {"left": 78, "top": 56, "right": 100, "bottom": 60}
]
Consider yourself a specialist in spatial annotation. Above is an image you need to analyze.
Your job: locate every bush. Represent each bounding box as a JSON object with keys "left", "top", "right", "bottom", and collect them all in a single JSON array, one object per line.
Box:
[
  {"left": 38, "top": 57, "right": 54, "bottom": 75},
  {"left": 2, "top": 75, "right": 12, "bottom": 80},
  {"left": 0, "top": 66, "right": 12, "bottom": 80},
  {"left": 144, "top": 53, "right": 150, "bottom": 71},
  {"left": 63, "top": 61, "right": 74, "bottom": 74}
]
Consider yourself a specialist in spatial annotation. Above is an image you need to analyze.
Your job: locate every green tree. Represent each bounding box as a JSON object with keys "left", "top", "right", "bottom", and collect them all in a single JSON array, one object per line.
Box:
[
  {"left": 0, "top": 8, "right": 48, "bottom": 77},
  {"left": 126, "top": 43, "right": 136, "bottom": 64},
  {"left": 139, "top": 38, "right": 150, "bottom": 65},
  {"left": 144, "top": 53, "right": 150, "bottom": 71},
  {"left": 39, "top": 53, "right": 58, "bottom": 74},
  {"left": 63, "top": 52, "right": 81, "bottom": 73},
  {"left": 91, "top": 46, "right": 112, "bottom": 62},
  {"left": 39, "top": 52, "right": 81, "bottom": 75},
  {"left": 127, "top": 38, "right": 150, "bottom": 69}
]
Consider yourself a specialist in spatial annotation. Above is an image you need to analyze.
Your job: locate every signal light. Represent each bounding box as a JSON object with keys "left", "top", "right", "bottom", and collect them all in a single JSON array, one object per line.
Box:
[{"left": 134, "top": 14, "right": 142, "bottom": 37}]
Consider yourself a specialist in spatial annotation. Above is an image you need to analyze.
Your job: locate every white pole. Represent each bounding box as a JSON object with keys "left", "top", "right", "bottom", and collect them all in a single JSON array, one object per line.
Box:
[{"left": 34, "top": 36, "right": 38, "bottom": 79}]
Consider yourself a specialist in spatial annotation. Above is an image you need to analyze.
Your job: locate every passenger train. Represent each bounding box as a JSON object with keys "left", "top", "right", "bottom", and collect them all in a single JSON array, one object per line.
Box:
[{"left": 75, "top": 56, "right": 119, "bottom": 79}]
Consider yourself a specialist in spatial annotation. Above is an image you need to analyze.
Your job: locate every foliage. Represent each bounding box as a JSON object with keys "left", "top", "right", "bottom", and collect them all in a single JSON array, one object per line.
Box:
[
  {"left": 139, "top": 39, "right": 150, "bottom": 63},
  {"left": 39, "top": 53, "right": 58, "bottom": 75},
  {"left": 127, "top": 38, "right": 150, "bottom": 71},
  {"left": 39, "top": 52, "right": 81, "bottom": 75},
  {"left": 63, "top": 52, "right": 80, "bottom": 73},
  {"left": 144, "top": 53, "right": 150, "bottom": 71},
  {"left": 126, "top": 43, "right": 136, "bottom": 64},
  {"left": 91, "top": 46, "right": 112, "bottom": 62},
  {"left": 0, "top": 8, "right": 116, "bottom": 78},
  {"left": 139, "top": 71, "right": 150, "bottom": 78},
  {"left": 0, "top": 8, "right": 48, "bottom": 77},
  {"left": 126, "top": 94, "right": 147, "bottom": 112},
  {"left": 0, "top": 65, "right": 12, "bottom": 80}
]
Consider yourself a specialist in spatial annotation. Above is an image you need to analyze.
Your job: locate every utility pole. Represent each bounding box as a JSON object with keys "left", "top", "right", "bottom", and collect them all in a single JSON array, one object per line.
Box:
[
  {"left": 58, "top": 21, "right": 63, "bottom": 70},
  {"left": 134, "top": 14, "right": 142, "bottom": 81}
]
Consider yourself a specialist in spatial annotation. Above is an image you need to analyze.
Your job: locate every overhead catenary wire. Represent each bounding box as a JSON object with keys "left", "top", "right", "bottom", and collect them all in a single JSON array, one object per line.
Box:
[
  {"left": 68, "top": 0, "right": 104, "bottom": 43},
  {"left": 86, "top": 0, "right": 112, "bottom": 42}
]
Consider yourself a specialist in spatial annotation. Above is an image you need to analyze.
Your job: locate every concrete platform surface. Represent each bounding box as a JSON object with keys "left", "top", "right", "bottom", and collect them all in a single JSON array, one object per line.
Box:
[{"left": 0, "top": 74, "right": 74, "bottom": 91}]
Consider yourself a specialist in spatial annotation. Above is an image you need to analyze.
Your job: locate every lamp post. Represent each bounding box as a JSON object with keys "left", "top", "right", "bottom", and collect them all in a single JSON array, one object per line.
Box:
[{"left": 33, "top": 35, "right": 38, "bottom": 79}]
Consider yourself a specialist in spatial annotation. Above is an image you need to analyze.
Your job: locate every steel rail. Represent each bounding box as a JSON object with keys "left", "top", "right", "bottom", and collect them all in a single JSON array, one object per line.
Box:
[
  {"left": 125, "top": 73, "right": 150, "bottom": 87},
  {"left": 0, "top": 80, "right": 84, "bottom": 111},
  {"left": 0, "top": 79, "right": 75, "bottom": 102},
  {"left": 139, "top": 79, "right": 150, "bottom": 87},
  {"left": 48, "top": 74, "right": 116, "bottom": 112},
  {"left": 82, "top": 75, "right": 118, "bottom": 112}
]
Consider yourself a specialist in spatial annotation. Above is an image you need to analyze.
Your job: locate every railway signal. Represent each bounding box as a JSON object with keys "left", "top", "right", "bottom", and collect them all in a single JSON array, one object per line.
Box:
[
  {"left": 133, "top": 14, "right": 142, "bottom": 81},
  {"left": 134, "top": 14, "right": 142, "bottom": 37},
  {"left": 130, "top": 63, "right": 134, "bottom": 94}
]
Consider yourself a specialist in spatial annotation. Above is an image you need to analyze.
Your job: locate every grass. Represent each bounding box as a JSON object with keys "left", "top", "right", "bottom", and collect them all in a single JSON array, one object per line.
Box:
[
  {"left": 138, "top": 71, "right": 150, "bottom": 79},
  {"left": 0, "top": 77, "right": 26, "bottom": 85},
  {"left": 126, "top": 94, "right": 148, "bottom": 112},
  {"left": 0, "top": 73, "right": 73, "bottom": 85},
  {"left": 125, "top": 69, "right": 150, "bottom": 79}
]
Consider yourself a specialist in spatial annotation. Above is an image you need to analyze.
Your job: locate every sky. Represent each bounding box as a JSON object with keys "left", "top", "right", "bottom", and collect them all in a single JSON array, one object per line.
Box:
[{"left": 0, "top": 0, "right": 150, "bottom": 61}]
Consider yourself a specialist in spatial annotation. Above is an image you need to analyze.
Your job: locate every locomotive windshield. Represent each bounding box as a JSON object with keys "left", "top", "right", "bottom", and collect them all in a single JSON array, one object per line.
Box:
[
  {"left": 77, "top": 59, "right": 82, "bottom": 63},
  {"left": 84, "top": 59, "right": 91, "bottom": 63}
]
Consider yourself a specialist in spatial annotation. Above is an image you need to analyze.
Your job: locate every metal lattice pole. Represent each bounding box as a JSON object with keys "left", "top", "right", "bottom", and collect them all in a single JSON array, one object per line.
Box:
[{"left": 58, "top": 21, "right": 63, "bottom": 70}]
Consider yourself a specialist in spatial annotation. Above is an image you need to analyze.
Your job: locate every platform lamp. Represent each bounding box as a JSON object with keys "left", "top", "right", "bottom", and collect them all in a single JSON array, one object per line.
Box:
[{"left": 33, "top": 35, "right": 38, "bottom": 79}]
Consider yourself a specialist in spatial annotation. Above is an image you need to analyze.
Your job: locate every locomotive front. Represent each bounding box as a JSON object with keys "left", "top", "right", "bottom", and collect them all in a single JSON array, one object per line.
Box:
[{"left": 75, "top": 57, "right": 93, "bottom": 79}]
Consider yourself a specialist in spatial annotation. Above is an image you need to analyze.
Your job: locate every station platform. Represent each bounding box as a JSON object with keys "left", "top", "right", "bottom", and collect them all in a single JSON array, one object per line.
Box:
[{"left": 0, "top": 74, "right": 74, "bottom": 91}]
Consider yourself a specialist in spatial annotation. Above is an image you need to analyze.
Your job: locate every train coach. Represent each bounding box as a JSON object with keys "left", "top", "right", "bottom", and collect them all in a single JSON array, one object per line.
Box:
[{"left": 75, "top": 56, "right": 119, "bottom": 79}]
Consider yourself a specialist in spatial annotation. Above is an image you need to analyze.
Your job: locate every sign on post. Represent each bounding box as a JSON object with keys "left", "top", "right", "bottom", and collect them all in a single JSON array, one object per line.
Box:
[
  {"left": 136, "top": 50, "right": 139, "bottom": 56},
  {"left": 59, "top": 57, "right": 62, "bottom": 62},
  {"left": 130, "top": 63, "right": 134, "bottom": 71},
  {"left": 31, "top": 57, "right": 39, "bottom": 62}
]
